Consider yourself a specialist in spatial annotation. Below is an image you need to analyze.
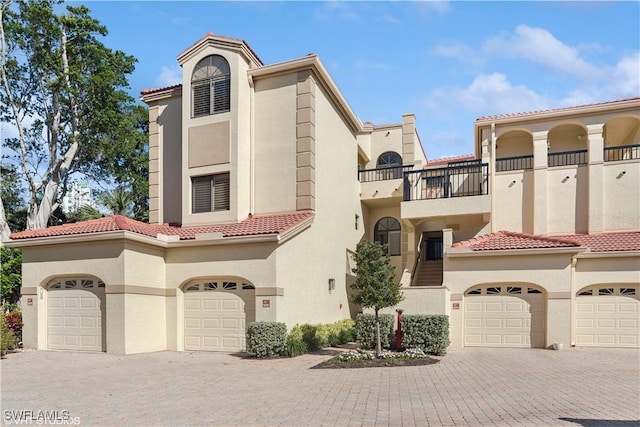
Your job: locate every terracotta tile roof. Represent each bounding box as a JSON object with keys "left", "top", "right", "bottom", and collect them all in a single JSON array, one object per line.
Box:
[
  {"left": 552, "top": 231, "right": 640, "bottom": 252},
  {"left": 475, "top": 97, "right": 640, "bottom": 122},
  {"left": 452, "top": 231, "right": 581, "bottom": 251},
  {"left": 140, "top": 84, "right": 182, "bottom": 96},
  {"left": 425, "top": 154, "right": 476, "bottom": 167},
  {"left": 9, "top": 212, "right": 314, "bottom": 242},
  {"left": 453, "top": 230, "right": 640, "bottom": 252}
]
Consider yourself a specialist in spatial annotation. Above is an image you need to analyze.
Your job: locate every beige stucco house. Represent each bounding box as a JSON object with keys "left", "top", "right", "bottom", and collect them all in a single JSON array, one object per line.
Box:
[{"left": 8, "top": 34, "right": 640, "bottom": 354}]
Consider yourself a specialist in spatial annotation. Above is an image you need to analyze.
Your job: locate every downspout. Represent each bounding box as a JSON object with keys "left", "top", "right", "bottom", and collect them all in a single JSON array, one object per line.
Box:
[
  {"left": 570, "top": 255, "right": 578, "bottom": 347},
  {"left": 248, "top": 74, "right": 255, "bottom": 215},
  {"left": 490, "top": 123, "right": 497, "bottom": 232}
]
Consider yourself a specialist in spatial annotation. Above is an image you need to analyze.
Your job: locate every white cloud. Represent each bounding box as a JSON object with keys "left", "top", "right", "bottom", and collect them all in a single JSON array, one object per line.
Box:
[
  {"left": 483, "top": 25, "right": 603, "bottom": 80},
  {"left": 428, "top": 73, "right": 550, "bottom": 116},
  {"left": 413, "top": 1, "right": 451, "bottom": 16},
  {"left": 432, "top": 42, "right": 484, "bottom": 67},
  {"left": 154, "top": 66, "right": 182, "bottom": 88},
  {"left": 607, "top": 52, "right": 640, "bottom": 98}
]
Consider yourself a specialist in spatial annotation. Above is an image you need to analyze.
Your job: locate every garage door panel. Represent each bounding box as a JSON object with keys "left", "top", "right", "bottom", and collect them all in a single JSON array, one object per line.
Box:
[
  {"left": 485, "top": 302, "right": 502, "bottom": 312},
  {"left": 619, "top": 335, "right": 638, "bottom": 345},
  {"left": 505, "top": 301, "right": 524, "bottom": 312},
  {"left": 484, "top": 318, "right": 502, "bottom": 328},
  {"left": 80, "top": 316, "right": 97, "bottom": 328},
  {"left": 619, "top": 319, "right": 638, "bottom": 329},
  {"left": 203, "top": 318, "right": 219, "bottom": 329},
  {"left": 505, "top": 335, "right": 525, "bottom": 345},
  {"left": 619, "top": 303, "right": 638, "bottom": 313},
  {"left": 465, "top": 302, "right": 483, "bottom": 312},
  {"left": 64, "top": 298, "right": 79, "bottom": 309},
  {"left": 597, "top": 303, "right": 616, "bottom": 312},
  {"left": 577, "top": 303, "right": 595, "bottom": 313},
  {"left": 203, "top": 300, "right": 220, "bottom": 310},
  {"left": 505, "top": 318, "right": 524, "bottom": 328},
  {"left": 597, "top": 318, "right": 616, "bottom": 328},
  {"left": 465, "top": 318, "right": 482, "bottom": 328},
  {"left": 577, "top": 318, "right": 595, "bottom": 328}
]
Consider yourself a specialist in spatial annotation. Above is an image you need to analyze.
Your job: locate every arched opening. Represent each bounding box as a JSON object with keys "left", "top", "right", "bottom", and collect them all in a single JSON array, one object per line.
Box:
[
  {"left": 495, "top": 129, "right": 533, "bottom": 172},
  {"left": 46, "top": 277, "right": 107, "bottom": 352},
  {"left": 374, "top": 217, "right": 401, "bottom": 256},
  {"left": 181, "top": 277, "right": 256, "bottom": 352},
  {"left": 463, "top": 283, "right": 546, "bottom": 348},
  {"left": 575, "top": 284, "right": 639, "bottom": 348}
]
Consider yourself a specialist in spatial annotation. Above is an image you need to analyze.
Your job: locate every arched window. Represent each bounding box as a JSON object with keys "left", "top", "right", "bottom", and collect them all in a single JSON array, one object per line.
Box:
[
  {"left": 377, "top": 151, "right": 402, "bottom": 168},
  {"left": 376, "top": 152, "right": 403, "bottom": 179},
  {"left": 191, "top": 55, "right": 231, "bottom": 117},
  {"left": 374, "top": 217, "right": 401, "bottom": 256}
]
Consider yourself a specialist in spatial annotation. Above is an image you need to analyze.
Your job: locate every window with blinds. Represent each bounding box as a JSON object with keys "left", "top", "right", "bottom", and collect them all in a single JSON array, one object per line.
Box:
[
  {"left": 191, "top": 173, "right": 230, "bottom": 213},
  {"left": 374, "top": 217, "right": 401, "bottom": 256},
  {"left": 191, "top": 55, "right": 231, "bottom": 118}
]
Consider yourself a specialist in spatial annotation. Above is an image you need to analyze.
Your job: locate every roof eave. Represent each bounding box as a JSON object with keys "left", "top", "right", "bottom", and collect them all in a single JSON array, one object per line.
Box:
[
  {"left": 446, "top": 246, "right": 588, "bottom": 257},
  {"left": 141, "top": 85, "right": 183, "bottom": 104},
  {"left": 474, "top": 97, "right": 640, "bottom": 127}
]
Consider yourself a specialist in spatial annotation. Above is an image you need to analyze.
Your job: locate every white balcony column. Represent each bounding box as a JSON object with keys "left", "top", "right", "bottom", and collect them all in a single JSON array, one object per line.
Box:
[
  {"left": 532, "top": 131, "right": 549, "bottom": 235},
  {"left": 587, "top": 124, "right": 605, "bottom": 233}
]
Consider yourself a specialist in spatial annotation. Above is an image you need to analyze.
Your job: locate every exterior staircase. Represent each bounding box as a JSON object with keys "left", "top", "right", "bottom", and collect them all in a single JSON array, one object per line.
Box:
[{"left": 413, "top": 260, "right": 443, "bottom": 286}]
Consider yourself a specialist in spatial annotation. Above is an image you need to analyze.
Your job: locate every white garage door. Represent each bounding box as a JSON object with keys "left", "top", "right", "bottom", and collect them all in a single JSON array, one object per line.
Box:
[
  {"left": 184, "top": 281, "right": 255, "bottom": 352},
  {"left": 47, "top": 279, "right": 105, "bottom": 352},
  {"left": 576, "top": 285, "right": 639, "bottom": 348},
  {"left": 464, "top": 285, "right": 545, "bottom": 348}
]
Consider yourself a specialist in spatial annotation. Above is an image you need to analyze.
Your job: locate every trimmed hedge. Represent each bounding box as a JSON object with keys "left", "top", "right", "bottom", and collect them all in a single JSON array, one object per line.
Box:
[
  {"left": 355, "top": 313, "right": 395, "bottom": 350},
  {"left": 246, "top": 321, "right": 287, "bottom": 358},
  {"left": 288, "top": 319, "right": 356, "bottom": 353},
  {"left": 400, "top": 314, "right": 450, "bottom": 356}
]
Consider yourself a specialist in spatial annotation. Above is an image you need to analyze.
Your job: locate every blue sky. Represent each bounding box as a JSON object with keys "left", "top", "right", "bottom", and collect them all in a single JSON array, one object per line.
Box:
[{"left": 77, "top": 1, "right": 639, "bottom": 159}]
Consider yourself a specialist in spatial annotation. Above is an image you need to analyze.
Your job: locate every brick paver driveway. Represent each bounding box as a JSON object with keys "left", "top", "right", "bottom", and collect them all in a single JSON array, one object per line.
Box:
[{"left": 1, "top": 347, "right": 638, "bottom": 426}]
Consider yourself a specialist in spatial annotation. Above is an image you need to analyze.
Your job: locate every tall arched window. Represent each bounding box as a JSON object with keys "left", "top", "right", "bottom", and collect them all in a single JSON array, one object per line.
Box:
[
  {"left": 191, "top": 55, "right": 231, "bottom": 117},
  {"left": 374, "top": 217, "right": 401, "bottom": 256}
]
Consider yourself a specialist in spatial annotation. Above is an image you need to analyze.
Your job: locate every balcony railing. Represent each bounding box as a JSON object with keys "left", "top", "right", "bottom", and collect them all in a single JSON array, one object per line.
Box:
[
  {"left": 604, "top": 144, "right": 640, "bottom": 162},
  {"left": 548, "top": 150, "right": 587, "bottom": 167},
  {"left": 359, "top": 165, "right": 414, "bottom": 182},
  {"left": 403, "top": 163, "right": 489, "bottom": 201},
  {"left": 495, "top": 155, "right": 534, "bottom": 172}
]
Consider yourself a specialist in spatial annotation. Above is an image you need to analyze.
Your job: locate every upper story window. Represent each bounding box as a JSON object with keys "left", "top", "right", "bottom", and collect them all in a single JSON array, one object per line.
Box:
[
  {"left": 377, "top": 151, "right": 402, "bottom": 168},
  {"left": 374, "top": 217, "right": 401, "bottom": 256},
  {"left": 191, "top": 55, "right": 231, "bottom": 118},
  {"left": 192, "top": 173, "right": 230, "bottom": 213}
]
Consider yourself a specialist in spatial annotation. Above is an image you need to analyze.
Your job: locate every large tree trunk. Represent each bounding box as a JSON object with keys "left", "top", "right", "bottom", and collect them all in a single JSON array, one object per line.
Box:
[{"left": 0, "top": 197, "right": 11, "bottom": 242}]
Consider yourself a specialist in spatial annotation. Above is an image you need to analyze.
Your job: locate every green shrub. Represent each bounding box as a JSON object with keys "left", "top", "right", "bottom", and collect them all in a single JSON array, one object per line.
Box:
[
  {"left": 355, "top": 313, "right": 394, "bottom": 350},
  {"left": 246, "top": 321, "right": 287, "bottom": 358},
  {"left": 401, "top": 314, "right": 450, "bottom": 356},
  {"left": 285, "top": 334, "right": 308, "bottom": 357},
  {"left": 1, "top": 313, "right": 17, "bottom": 357}
]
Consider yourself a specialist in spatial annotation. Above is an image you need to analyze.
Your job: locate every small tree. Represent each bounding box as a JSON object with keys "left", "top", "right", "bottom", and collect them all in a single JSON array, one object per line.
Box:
[{"left": 350, "top": 240, "right": 403, "bottom": 354}]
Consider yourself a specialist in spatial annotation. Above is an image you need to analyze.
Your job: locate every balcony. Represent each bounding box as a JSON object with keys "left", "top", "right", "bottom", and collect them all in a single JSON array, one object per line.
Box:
[
  {"left": 604, "top": 144, "right": 640, "bottom": 162},
  {"left": 496, "top": 155, "right": 533, "bottom": 172},
  {"left": 358, "top": 165, "right": 415, "bottom": 182},
  {"left": 359, "top": 165, "right": 414, "bottom": 206},
  {"left": 401, "top": 162, "right": 490, "bottom": 219},
  {"left": 548, "top": 149, "right": 587, "bottom": 167}
]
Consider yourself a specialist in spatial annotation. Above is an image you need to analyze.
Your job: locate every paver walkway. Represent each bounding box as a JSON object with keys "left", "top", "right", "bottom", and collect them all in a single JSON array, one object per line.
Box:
[{"left": 1, "top": 347, "right": 638, "bottom": 426}]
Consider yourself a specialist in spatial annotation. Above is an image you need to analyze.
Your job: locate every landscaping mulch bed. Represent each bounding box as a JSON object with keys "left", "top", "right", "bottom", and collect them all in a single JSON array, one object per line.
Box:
[{"left": 311, "top": 356, "right": 440, "bottom": 369}]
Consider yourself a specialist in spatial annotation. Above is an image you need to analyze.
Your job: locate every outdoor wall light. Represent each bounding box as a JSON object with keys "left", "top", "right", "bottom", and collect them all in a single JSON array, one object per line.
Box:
[
  {"left": 39, "top": 288, "right": 44, "bottom": 299},
  {"left": 328, "top": 278, "right": 335, "bottom": 292}
]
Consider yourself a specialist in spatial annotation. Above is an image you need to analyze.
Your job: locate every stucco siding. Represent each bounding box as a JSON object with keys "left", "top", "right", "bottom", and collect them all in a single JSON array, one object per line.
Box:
[{"left": 253, "top": 73, "right": 298, "bottom": 214}]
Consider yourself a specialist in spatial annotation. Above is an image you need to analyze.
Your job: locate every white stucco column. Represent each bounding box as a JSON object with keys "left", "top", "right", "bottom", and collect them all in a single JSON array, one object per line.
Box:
[
  {"left": 532, "top": 131, "right": 549, "bottom": 235},
  {"left": 587, "top": 124, "right": 605, "bottom": 233}
]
